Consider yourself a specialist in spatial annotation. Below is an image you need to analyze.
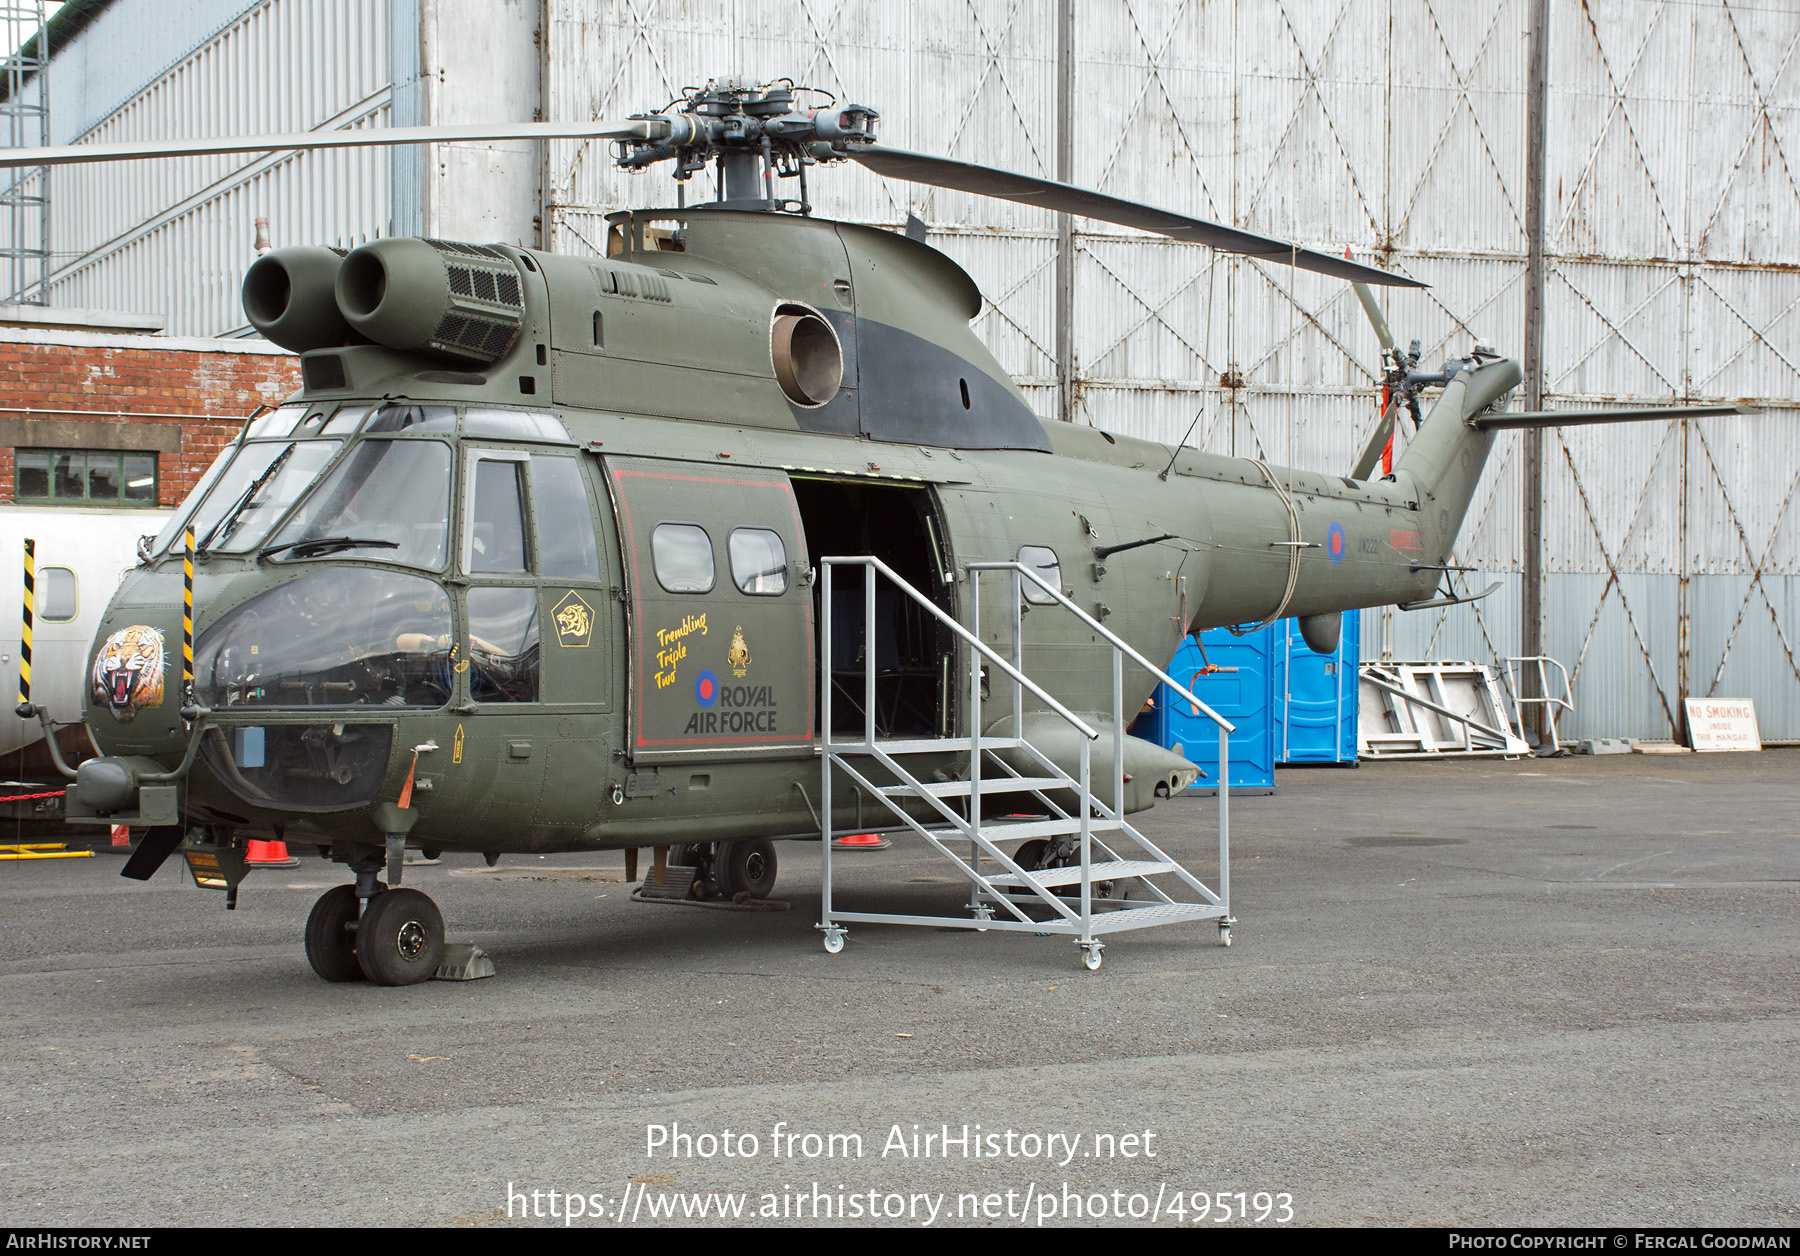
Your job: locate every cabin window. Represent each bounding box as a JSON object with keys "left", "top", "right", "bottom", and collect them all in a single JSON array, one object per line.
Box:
[
  {"left": 266, "top": 439, "right": 452, "bottom": 569},
  {"left": 651, "top": 523, "right": 714, "bottom": 593},
  {"left": 38, "top": 567, "right": 76, "bottom": 622},
  {"left": 1017, "top": 545, "right": 1061, "bottom": 605},
  {"left": 729, "top": 527, "right": 788, "bottom": 595},
  {"left": 468, "top": 457, "right": 530, "bottom": 574},
  {"left": 467, "top": 586, "right": 540, "bottom": 703},
  {"left": 16, "top": 449, "right": 157, "bottom": 506},
  {"left": 532, "top": 455, "right": 600, "bottom": 579}
]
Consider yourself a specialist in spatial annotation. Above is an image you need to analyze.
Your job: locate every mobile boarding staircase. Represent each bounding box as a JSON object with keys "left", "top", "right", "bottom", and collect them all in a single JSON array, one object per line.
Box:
[{"left": 817, "top": 557, "right": 1235, "bottom": 971}]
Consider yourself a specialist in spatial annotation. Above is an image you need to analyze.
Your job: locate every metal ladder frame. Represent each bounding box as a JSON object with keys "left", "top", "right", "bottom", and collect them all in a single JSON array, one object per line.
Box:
[
  {"left": 1505, "top": 655, "right": 1574, "bottom": 751},
  {"left": 818, "top": 555, "right": 1236, "bottom": 969}
]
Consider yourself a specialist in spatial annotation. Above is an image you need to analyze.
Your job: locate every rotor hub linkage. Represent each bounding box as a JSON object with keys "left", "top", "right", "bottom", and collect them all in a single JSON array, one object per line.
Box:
[{"left": 613, "top": 77, "right": 878, "bottom": 207}]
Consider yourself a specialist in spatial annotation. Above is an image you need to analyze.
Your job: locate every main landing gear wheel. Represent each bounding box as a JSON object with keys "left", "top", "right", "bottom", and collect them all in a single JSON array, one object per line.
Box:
[
  {"left": 714, "top": 839, "right": 777, "bottom": 900},
  {"left": 356, "top": 887, "right": 445, "bottom": 986},
  {"left": 304, "top": 885, "right": 364, "bottom": 982},
  {"left": 670, "top": 842, "right": 715, "bottom": 898}
]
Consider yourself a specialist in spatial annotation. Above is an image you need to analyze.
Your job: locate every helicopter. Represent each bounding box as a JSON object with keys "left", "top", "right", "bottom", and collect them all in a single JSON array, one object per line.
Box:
[{"left": 0, "top": 76, "right": 1747, "bottom": 985}]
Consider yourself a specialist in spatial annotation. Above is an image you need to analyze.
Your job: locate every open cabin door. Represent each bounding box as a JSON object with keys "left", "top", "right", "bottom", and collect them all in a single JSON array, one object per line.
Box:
[{"left": 604, "top": 455, "right": 815, "bottom": 762}]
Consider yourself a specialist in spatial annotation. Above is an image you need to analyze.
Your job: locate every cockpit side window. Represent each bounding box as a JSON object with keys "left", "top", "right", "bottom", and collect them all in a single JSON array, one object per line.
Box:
[
  {"left": 467, "top": 455, "right": 530, "bottom": 575},
  {"left": 467, "top": 586, "right": 540, "bottom": 703},
  {"left": 531, "top": 454, "right": 600, "bottom": 579}
]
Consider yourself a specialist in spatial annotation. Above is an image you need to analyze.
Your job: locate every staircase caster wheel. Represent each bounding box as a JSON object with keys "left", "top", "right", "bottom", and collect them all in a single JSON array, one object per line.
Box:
[
  {"left": 356, "top": 887, "right": 445, "bottom": 986},
  {"left": 1081, "top": 946, "right": 1103, "bottom": 971},
  {"left": 1219, "top": 925, "right": 1233, "bottom": 947},
  {"left": 822, "top": 929, "right": 845, "bottom": 955}
]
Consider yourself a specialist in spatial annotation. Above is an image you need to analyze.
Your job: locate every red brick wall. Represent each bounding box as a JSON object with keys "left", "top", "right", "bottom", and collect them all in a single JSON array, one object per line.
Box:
[{"left": 0, "top": 337, "right": 302, "bottom": 506}]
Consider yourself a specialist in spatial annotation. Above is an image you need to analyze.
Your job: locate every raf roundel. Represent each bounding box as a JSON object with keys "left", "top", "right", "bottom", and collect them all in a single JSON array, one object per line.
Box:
[
  {"left": 694, "top": 669, "right": 719, "bottom": 708},
  {"left": 1326, "top": 522, "right": 1346, "bottom": 565}
]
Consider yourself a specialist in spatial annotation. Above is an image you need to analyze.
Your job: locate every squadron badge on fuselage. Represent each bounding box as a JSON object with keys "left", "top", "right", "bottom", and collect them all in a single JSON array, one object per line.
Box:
[
  {"left": 552, "top": 591, "right": 594, "bottom": 647},
  {"left": 728, "top": 626, "right": 751, "bottom": 677}
]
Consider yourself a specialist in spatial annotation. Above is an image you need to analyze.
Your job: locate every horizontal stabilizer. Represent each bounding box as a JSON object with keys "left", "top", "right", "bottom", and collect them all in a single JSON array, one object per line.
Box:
[{"left": 1475, "top": 404, "right": 1754, "bottom": 431}]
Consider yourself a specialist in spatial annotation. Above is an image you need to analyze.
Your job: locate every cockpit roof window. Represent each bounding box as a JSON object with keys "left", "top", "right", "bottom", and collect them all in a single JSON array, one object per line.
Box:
[
  {"left": 365, "top": 403, "right": 456, "bottom": 434},
  {"left": 243, "top": 405, "right": 307, "bottom": 440},
  {"left": 463, "top": 408, "right": 570, "bottom": 442},
  {"left": 322, "top": 404, "right": 370, "bottom": 436}
]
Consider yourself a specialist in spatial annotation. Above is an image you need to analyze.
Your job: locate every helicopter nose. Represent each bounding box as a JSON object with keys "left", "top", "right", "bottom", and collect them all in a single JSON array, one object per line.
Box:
[{"left": 86, "top": 578, "right": 189, "bottom": 758}]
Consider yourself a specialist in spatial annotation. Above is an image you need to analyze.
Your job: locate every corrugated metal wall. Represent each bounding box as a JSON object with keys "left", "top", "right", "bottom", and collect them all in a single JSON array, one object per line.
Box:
[
  {"left": 30, "top": 0, "right": 1800, "bottom": 739},
  {"left": 43, "top": 0, "right": 395, "bottom": 336}
]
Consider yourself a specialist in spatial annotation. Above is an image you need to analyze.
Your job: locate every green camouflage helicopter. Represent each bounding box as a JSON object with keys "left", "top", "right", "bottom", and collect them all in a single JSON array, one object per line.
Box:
[{"left": 1, "top": 77, "right": 1741, "bottom": 984}]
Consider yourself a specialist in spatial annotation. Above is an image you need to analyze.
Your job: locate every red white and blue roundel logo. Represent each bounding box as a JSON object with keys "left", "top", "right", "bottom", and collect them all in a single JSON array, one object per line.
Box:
[
  {"left": 694, "top": 669, "right": 719, "bottom": 708},
  {"left": 1326, "top": 522, "right": 1346, "bottom": 565}
]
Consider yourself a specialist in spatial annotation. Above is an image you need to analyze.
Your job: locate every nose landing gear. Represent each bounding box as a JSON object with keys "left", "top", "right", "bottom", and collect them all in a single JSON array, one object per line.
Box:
[{"left": 303, "top": 855, "right": 446, "bottom": 985}]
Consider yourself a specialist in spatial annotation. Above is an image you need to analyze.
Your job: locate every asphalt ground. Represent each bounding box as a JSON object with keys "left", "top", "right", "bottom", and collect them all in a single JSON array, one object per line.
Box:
[{"left": 1, "top": 749, "right": 1796, "bottom": 1229}]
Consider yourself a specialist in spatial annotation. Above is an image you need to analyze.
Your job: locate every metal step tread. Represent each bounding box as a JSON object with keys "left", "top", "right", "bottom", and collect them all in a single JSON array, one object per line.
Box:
[
  {"left": 828, "top": 736, "right": 1024, "bottom": 756},
  {"left": 976, "top": 817, "right": 1122, "bottom": 842},
  {"left": 1086, "top": 902, "right": 1224, "bottom": 932},
  {"left": 984, "top": 859, "right": 1178, "bottom": 888},
  {"left": 878, "top": 775, "right": 1070, "bottom": 798}
]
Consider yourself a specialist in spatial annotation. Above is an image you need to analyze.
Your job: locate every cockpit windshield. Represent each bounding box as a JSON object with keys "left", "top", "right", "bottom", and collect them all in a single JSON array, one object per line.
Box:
[
  {"left": 151, "top": 437, "right": 339, "bottom": 557},
  {"left": 262, "top": 439, "right": 453, "bottom": 569}
]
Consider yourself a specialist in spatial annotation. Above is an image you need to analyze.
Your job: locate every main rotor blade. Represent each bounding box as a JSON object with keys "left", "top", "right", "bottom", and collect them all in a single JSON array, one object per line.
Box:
[
  {"left": 1474, "top": 404, "right": 1754, "bottom": 430},
  {"left": 849, "top": 146, "right": 1424, "bottom": 288},
  {"left": 0, "top": 119, "right": 653, "bottom": 169}
]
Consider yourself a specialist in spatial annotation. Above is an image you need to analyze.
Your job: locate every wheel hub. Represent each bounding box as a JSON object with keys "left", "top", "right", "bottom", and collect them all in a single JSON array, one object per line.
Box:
[{"left": 396, "top": 919, "right": 426, "bottom": 961}]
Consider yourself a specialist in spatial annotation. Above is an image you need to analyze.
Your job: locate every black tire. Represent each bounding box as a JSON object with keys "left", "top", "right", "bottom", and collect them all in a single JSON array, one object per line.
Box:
[
  {"left": 304, "top": 885, "right": 364, "bottom": 982},
  {"left": 669, "top": 843, "right": 714, "bottom": 898},
  {"left": 714, "top": 839, "right": 777, "bottom": 900},
  {"left": 670, "top": 841, "right": 712, "bottom": 866},
  {"left": 1011, "top": 839, "right": 1050, "bottom": 871},
  {"left": 355, "top": 887, "right": 445, "bottom": 986}
]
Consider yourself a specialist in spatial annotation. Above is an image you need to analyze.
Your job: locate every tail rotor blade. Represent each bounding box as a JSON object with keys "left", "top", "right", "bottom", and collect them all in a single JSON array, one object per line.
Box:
[
  {"left": 1350, "top": 396, "right": 1399, "bottom": 481},
  {"left": 1353, "top": 281, "right": 1396, "bottom": 354}
]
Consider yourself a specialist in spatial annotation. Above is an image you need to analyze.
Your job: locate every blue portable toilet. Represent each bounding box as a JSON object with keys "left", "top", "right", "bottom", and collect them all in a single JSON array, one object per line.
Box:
[
  {"left": 1272, "top": 611, "right": 1360, "bottom": 765},
  {"left": 1131, "top": 625, "right": 1277, "bottom": 795}
]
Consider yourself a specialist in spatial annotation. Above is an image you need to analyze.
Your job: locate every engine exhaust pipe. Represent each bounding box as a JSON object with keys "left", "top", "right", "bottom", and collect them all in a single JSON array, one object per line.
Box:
[{"left": 242, "top": 245, "right": 354, "bottom": 353}]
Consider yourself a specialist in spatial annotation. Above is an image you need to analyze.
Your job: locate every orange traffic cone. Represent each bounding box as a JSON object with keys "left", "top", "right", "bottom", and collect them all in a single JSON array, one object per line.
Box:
[
  {"left": 246, "top": 838, "right": 300, "bottom": 868},
  {"left": 832, "top": 832, "right": 890, "bottom": 851},
  {"left": 110, "top": 824, "right": 130, "bottom": 848}
]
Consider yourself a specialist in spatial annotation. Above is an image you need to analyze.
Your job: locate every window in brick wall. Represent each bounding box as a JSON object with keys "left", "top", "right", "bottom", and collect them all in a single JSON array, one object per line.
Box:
[{"left": 16, "top": 450, "right": 158, "bottom": 506}]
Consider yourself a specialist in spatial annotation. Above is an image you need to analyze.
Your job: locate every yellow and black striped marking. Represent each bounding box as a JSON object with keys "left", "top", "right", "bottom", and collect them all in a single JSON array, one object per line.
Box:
[
  {"left": 182, "top": 527, "right": 195, "bottom": 704},
  {"left": 19, "top": 538, "right": 33, "bottom": 710}
]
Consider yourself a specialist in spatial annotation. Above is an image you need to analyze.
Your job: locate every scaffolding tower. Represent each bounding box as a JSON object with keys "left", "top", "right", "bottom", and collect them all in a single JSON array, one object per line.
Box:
[{"left": 1, "top": 2, "right": 49, "bottom": 305}]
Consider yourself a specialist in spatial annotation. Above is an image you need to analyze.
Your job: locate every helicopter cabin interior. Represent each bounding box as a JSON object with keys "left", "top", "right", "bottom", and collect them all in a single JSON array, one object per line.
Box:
[{"left": 789, "top": 477, "right": 954, "bottom": 741}]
